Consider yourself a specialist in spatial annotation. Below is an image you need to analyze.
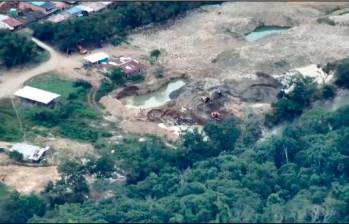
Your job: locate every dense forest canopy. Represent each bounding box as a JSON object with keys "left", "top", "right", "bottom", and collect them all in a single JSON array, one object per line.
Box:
[{"left": 22, "top": 103, "right": 349, "bottom": 223}]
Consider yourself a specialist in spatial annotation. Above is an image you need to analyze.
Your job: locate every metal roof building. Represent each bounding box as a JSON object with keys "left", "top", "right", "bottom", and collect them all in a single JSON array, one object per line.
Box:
[
  {"left": 10, "top": 143, "right": 50, "bottom": 162},
  {"left": 84, "top": 52, "right": 109, "bottom": 64},
  {"left": 14, "top": 86, "right": 60, "bottom": 105}
]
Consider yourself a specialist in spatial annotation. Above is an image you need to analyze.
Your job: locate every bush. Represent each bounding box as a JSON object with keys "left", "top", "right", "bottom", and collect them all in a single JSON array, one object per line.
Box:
[
  {"left": 154, "top": 65, "right": 165, "bottom": 78},
  {"left": 73, "top": 80, "right": 92, "bottom": 89},
  {"left": 266, "top": 75, "right": 318, "bottom": 126},
  {"left": 111, "top": 36, "right": 125, "bottom": 46},
  {"left": 96, "top": 79, "right": 113, "bottom": 101},
  {"left": 324, "top": 58, "right": 349, "bottom": 88},
  {"left": 128, "top": 74, "right": 145, "bottom": 83},
  {"left": 108, "top": 68, "right": 127, "bottom": 86},
  {"left": 59, "top": 122, "right": 98, "bottom": 142},
  {"left": 320, "top": 84, "right": 336, "bottom": 99},
  {"left": 150, "top": 49, "right": 161, "bottom": 59},
  {"left": 9, "top": 151, "right": 24, "bottom": 162}
]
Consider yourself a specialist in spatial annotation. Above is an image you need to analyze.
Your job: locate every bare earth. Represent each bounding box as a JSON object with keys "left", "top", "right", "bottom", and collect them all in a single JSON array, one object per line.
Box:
[{"left": 0, "top": 165, "right": 59, "bottom": 194}]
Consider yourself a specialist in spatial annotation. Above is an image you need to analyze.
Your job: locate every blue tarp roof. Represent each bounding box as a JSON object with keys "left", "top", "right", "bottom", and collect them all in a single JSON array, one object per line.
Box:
[{"left": 67, "top": 5, "right": 83, "bottom": 15}]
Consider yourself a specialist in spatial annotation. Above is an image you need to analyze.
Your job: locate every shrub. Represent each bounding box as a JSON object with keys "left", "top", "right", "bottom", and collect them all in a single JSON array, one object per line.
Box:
[
  {"left": 320, "top": 84, "right": 336, "bottom": 99},
  {"left": 150, "top": 49, "right": 161, "bottom": 59},
  {"left": 9, "top": 151, "right": 24, "bottom": 162},
  {"left": 96, "top": 79, "right": 113, "bottom": 101},
  {"left": 73, "top": 80, "right": 92, "bottom": 89},
  {"left": 59, "top": 122, "right": 98, "bottom": 142},
  {"left": 128, "top": 74, "right": 145, "bottom": 83}
]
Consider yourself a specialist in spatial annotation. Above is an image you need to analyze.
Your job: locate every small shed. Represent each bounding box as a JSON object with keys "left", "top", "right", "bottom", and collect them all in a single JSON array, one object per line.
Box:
[
  {"left": 84, "top": 52, "right": 109, "bottom": 64},
  {"left": 14, "top": 86, "right": 60, "bottom": 105},
  {"left": 10, "top": 143, "right": 50, "bottom": 162},
  {"left": 2, "top": 17, "right": 23, "bottom": 30}
]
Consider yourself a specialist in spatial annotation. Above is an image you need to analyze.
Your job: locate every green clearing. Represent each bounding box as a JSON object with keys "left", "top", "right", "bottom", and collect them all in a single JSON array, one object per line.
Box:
[
  {"left": 0, "top": 99, "right": 23, "bottom": 142},
  {"left": 26, "top": 74, "right": 76, "bottom": 99},
  {"left": 18, "top": 74, "right": 113, "bottom": 143}
]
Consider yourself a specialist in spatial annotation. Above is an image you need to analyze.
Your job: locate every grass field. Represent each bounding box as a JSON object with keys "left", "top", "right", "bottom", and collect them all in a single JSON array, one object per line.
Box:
[{"left": 26, "top": 74, "right": 76, "bottom": 99}]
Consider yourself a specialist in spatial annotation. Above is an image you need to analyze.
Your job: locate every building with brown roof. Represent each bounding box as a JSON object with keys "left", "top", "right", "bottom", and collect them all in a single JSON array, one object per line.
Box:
[
  {"left": 2, "top": 17, "right": 23, "bottom": 30},
  {"left": 108, "top": 56, "right": 145, "bottom": 77},
  {"left": 0, "top": 2, "right": 18, "bottom": 14}
]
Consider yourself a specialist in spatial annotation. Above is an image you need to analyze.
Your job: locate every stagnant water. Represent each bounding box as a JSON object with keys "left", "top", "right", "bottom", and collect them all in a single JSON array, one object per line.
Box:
[
  {"left": 124, "top": 79, "right": 186, "bottom": 108},
  {"left": 245, "top": 26, "right": 289, "bottom": 42}
]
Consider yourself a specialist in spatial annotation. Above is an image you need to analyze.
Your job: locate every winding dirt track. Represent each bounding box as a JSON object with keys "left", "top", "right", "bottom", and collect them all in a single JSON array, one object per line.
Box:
[{"left": 0, "top": 37, "right": 82, "bottom": 98}]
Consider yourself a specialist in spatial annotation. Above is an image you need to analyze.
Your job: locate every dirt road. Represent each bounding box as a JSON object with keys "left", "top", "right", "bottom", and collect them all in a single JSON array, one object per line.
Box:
[
  {"left": 0, "top": 38, "right": 83, "bottom": 98},
  {"left": 0, "top": 38, "right": 147, "bottom": 99}
]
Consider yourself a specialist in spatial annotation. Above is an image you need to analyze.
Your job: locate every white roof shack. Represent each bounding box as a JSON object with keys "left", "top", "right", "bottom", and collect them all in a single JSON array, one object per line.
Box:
[
  {"left": 14, "top": 86, "right": 60, "bottom": 104},
  {"left": 84, "top": 52, "right": 109, "bottom": 64},
  {"left": 0, "top": 21, "right": 12, "bottom": 30},
  {"left": 10, "top": 143, "right": 50, "bottom": 162}
]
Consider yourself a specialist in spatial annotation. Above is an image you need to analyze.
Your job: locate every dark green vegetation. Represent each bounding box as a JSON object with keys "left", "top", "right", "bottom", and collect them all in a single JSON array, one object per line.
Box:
[
  {"left": 9, "top": 151, "right": 24, "bottom": 162},
  {"left": 96, "top": 68, "right": 144, "bottom": 101},
  {"left": 266, "top": 59, "right": 349, "bottom": 126},
  {"left": 24, "top": 102, "right": 349, "bottom": 223},
  {"left": 22, "top": 75, "right": 103, "bottom": 142},
  {"left": 0, "top": 183, "right": 46, "bottom": 223},
  {"left": 31, "top": 2, "right": 214, "bottom": 52},
  {"left": 325, "top": 57, "right": 349, "bottom": 88},
  {"left": 266, "top": 75, "right": 337, "bottom": 126},
  {"left": 0, "top": 74, "right": 109, "bottom": 144},
  {"left": 0, "top": 99, "right": 23, "bottom": 141},
  {"left": 0, "top": 30, "right": 45, "bottom": 68}
]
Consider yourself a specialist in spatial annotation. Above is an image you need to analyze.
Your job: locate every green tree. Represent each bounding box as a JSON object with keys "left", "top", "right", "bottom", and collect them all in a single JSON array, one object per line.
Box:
[
  {"left": 150, "top": 49, "right": 161, "bottom": 59},
  {"left": 266, "top": 75, "right": 318, "bottom": 125},
  {"left": 0, "top": 30, "right": 39, "bottom": 68},
  {"left": 108, "top": 68, "right": 127, "bottom": 86},
  {"left": 203, "top": 118, "right": 240, "bottom": 152},
  {"left": 0, "top": 192, "right": 46, "bottom": 223},
  {"left": 325, "top": 58, "right": 349, "bottom": 88},
  {"left": 92, "top": 155, "right": 116, "bottom": 178}
]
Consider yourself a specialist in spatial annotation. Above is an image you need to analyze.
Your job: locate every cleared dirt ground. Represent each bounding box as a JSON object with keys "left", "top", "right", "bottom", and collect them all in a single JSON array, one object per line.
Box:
[
  {"left": 129, "top": 2, "right": 349, "bottom": 79},
  {"left": 0, "top": 165, "right": 59, "bottom": 194}
]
